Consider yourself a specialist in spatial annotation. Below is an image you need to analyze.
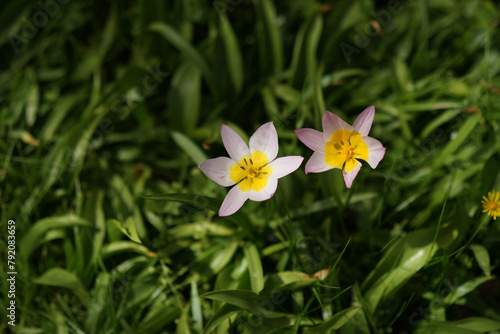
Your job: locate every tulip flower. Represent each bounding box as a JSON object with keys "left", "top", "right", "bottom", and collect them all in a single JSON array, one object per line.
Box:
[
  {"left": 199, "top": 122, "right": 304, "bottom": 216},
  {"left": 295, "top": 106, "right": 385, "bottom": 188}
]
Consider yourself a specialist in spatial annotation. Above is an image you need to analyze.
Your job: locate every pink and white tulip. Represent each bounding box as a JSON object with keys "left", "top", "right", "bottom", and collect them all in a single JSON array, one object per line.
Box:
[
  {"left": 199, "top": 122, "right": 304, "bottom": 216},
  {"left": 295, "top": 106, "right": 386, "bottom": 188}
]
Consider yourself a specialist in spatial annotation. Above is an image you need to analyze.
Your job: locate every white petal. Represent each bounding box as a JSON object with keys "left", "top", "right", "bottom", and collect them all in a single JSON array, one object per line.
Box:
[
  {"left": 322, "top": 111, "right": 353, "bottom": 142},
  {"left": 294, "top": 128, "right": 325, "bottom": 152},
  {"left": 305, "top": 151, "right": 335, "bottom": 174},
  {"left": 219, "top": 186, "right": 249, "bottom": 216},
  {"left": 249, "top": 122, "right": 279, "bottom": 161},
  {"left": 198, "top": 157, "right": 236, "bottom": 187},
  {"left": 268, "top": 156, "right": 304, "bottom": 179},
  {"left": 353, "top": 105, "right": 375, "bottom": 136},
  {"left": 343, "top": 163, "right": 361, "bottom": 188},
  {"left": 363, "top": 136, "right": 386, "bottom": 168},
  {"left": 221, "top": 124, "right": 250, "bottom": 162},
  {"left": 249, "top": 176, "right": 278, "bottom": 202}
]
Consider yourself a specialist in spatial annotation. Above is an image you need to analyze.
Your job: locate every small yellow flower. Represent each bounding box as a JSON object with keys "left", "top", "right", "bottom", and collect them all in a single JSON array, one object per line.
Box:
[{"left": 482, "top": 190, "right": 500, "bottom": 220}]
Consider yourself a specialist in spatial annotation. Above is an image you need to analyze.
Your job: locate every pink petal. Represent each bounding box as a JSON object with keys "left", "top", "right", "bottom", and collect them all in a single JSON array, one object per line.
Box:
[
  {"left": 219, "top": 185, "right": 249, "bottom": 216},
  {"left": 198, "top": 157, "right": 236, "bottom": 187},
  {"left": 322, "top": 111, "right": 353, "bottom": 142},
  {"left": 294, "top": 128, "right": 325, "bottom": 152},
  {"left": 343, "top": 163, "right": 362, "bottom": 188},
  {"left": 305, "top": 151, "right": 335, "bottom": 174},
  {"left": 353, "top": 105, "right": 375, "bottom": 136},
  {"left": 221, "top": 124, "right": 250, "bottom": 162},
  {"left": 268, "top": 156, "right": 304, "bottom": 179},
  {"left": 249, "top": 122, "right": 279, "bottom": 161},
  {"left": 249, "top": 177, "right": 278, "bottom": 202},
  {"left": 363, "top": 136, "right": 386, "bottom": 168}
]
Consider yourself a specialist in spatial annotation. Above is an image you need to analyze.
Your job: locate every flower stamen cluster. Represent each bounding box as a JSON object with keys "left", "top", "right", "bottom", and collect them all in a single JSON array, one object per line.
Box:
[{"left": 482, "top": 190, "right": 500, "bottom": 220}]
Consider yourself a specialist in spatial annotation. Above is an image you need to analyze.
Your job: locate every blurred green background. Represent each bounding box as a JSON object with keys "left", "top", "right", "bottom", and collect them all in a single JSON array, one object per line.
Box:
[{"left": 1, "top": 0, "right": 500, "bottom": 333}]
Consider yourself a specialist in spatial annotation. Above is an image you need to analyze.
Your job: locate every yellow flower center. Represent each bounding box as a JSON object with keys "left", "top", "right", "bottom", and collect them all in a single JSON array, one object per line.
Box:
[
  {"left": 324, "top": 130, "right": 369, "bottom": 172},
  {"left": 486, "top": 201, "right": 499, "bottom": 211},
  {"left": 482, "top": 190, "right": 500, "bottom": 220},
  {"left": 229, "top": 150, "right": 273, "bottom": 192}
]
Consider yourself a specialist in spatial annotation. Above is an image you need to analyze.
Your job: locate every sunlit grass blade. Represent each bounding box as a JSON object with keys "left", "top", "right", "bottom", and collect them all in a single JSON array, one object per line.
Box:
[{"left": 171, "top": 131, "right": 207, "bottom": 165}]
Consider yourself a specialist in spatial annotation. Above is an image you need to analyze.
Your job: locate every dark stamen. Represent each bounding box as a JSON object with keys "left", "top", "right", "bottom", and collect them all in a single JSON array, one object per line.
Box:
[
  {"left": 240, "top": 166, "right": 245, "bottom": 170},
  {"left": 249, "top": 159, "right": 254, "bottom": 165}
]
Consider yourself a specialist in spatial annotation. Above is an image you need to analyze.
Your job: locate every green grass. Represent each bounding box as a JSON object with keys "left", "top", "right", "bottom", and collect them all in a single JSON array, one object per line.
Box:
[{"left": 1, "top": 0, "right": 500, "bottom": 333}]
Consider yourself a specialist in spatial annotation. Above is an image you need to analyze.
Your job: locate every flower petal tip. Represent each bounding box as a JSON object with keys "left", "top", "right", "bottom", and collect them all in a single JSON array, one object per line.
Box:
[
  {"left": 353, "top": 105, "right": 376, "bottom": 136},
  {"left": 342, "top": 164, "right": 361, "bottom": 188}
]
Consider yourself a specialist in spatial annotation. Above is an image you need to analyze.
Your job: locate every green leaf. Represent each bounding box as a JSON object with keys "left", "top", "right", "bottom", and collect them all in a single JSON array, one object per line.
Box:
[
  {"left": 34, "top": 268, "right": 90, "bottom": 308},
  {"left": 171, "top": 131, "right": 207, "bottom": 165},
  {"left": 254, "top": 0, "right": 283, "bottom": 75},
  {"left": 150, "top": 22, "right": 217, "bottom": 100},
  {"left": 203, "top": 304, "right": 239, "bottom": 334},
  {"left": 140, "top": 193, "right": 253, "bottom": 229},
  {"left": 202, "top": 290, "right": 286, "bottom": 316},
  {"left": 25, "top": 76, "right": 39, "bottom": 127},
  {"left": 169, "top": 221, "right": 234, "bottom": 239},
  {"left": 362, "top": 225, "right": 458, "bottom": 313},
  {"left": 175, "top": 311, "right": 191, "bottom": 334},
  {"left": 20, "top": 215, "right": 91, "bottom": 261},
  {"left": 289, "top": 14, "right": 323, "bottom": 89},
  {"left": 469, "top": 244, "right": 491, "bottom": 277},
  {"left": 90, "top": 191, "right": 106, "bottom": 266},
  {"left": 420, "top": 108, "right": 462, "bottom": 139},
  {"left": 85, "top": 272, "right": 111, "bottom": 333},
  {"left": 264, "top": 271, "right": 317, "bottom": 292},
  {"left": 0, "top": 0, "right": 32, "bottom": 48},
  {"left": 432, "top": 114, "right": 479, "bottom": 170},
  {"left": 108, "top": 217, "right": 142, "bottom": 244},
  {"left": 417, "top": 323, "right": 481, "bottom": 334},
  {"left": 101, "top": 241, "right": 156, "bottom": 259},
  {"left": 243, "top": 243, "right": 264, "bottom": 294},
  {"left": 40, "top": 93, "right": 85, "bottom": 141},
  {"left": 444, "top": 276, "right": 494, "bottom": 305},
  {"left": 191, "top": 280, "right": 203, "bottom": 332},
  {"left": 393, "top": 59, "right": 414, "bottom": 92},
  {"left": 303, "top": 306, "right": 361, "bottom": 333},
  {"left": 247, "top": 314, "right": 318, "bottom": 333},
  {"left": 418, "top": 317, "right": 500, "bottom": 333},
  {"left": 218, "top": 15, "right": 244, "bottom": 95},
  {"left": 340, "top": 284, "right": 371, "bottom": 334},
  {"left": 140, "top": 302, "right": 182, "bottom": 333},
  {"left": 453, "top": 317, "right": 500, "bottom": 331},
  {"left": 480, "top": 155, "right": 500, "bottom": 196},
  {"left": 169, "top": 61, "right": 202, "bottom": 132},
  {"left": 203, "top": 242, "right": 238, "bottom": 274}
]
